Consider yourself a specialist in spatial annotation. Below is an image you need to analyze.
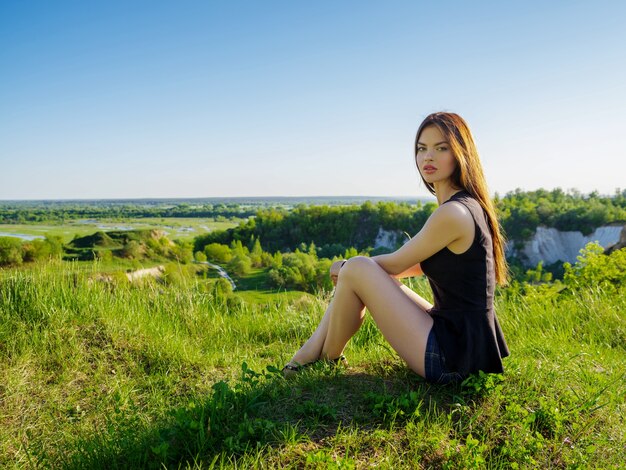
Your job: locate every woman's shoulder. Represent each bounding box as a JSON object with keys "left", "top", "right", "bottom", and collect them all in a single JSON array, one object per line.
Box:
[
  {"left": 429, "top": 198, "right": 474, "bottom": 233},
  {"left": 443, "top": 191, "right": 483, "bottom": 219},
  {"left": 435, "top": 192, "right": 474, "bottom": 220}
]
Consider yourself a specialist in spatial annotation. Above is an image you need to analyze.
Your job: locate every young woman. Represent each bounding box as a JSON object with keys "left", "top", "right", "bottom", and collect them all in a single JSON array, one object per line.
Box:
[{"left": 283, "top": 112, "right": 510, "bottom": 384}]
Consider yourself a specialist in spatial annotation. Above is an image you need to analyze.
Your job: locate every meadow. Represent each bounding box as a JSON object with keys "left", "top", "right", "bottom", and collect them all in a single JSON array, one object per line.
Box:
[
  {"left": 0, "top": 218, "right": 241, "bottom": 244},
  {"left": 1, "top": 256, "right": 624, "bottom": 469}
]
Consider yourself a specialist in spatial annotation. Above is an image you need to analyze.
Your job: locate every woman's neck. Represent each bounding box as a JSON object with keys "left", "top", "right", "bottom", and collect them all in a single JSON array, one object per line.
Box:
[{"left": 434, "top": 182, "right": 462, "bottom": 205}]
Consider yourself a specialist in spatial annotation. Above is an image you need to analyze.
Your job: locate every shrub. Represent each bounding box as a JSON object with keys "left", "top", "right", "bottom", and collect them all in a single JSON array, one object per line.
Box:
[
  {"left": 228, "top": 254, "right": 252, "bottom": 276},
  {"left": 563, "top": 242, "right": 626, "bottom": 291},
  {"left": 162, "top": 263, "right": 195, "bottom": 286},
  {"left": 120, "top": 240, "right": 142, "bottom": 259},
  {"left": 211, "top": 277, "right": 233, "bottom": 297},
  {"left": 171, "top": 240, "right": 194, "bottom": 264},
  {"left": 204, "top": 243, "right": 232, "bottom": 264},
  {"left": 22, "top": 235, "right": 63, "bottom": 262},
  {"left": 0, "top": 237, "right": 23, "bottom": 266}
]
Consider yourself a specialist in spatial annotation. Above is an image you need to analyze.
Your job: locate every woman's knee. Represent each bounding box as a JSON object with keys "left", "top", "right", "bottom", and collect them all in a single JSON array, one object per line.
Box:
[{"left": 339, "top": 256, "right": 379, "bottom": 282}]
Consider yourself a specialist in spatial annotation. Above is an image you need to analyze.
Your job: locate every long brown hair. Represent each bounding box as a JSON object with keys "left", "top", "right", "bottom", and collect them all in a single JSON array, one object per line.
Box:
[{"left": 415, "top": 112, "right": 509, "bottom": 285}]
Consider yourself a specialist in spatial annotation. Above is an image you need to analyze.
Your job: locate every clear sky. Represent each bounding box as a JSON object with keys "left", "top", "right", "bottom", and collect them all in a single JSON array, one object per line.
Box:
[{"left": 1, "top": 1, "right": 625, "bottom": 200}]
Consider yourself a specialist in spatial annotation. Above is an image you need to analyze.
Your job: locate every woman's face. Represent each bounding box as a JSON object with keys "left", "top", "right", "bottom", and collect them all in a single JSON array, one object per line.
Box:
[{"left": 416, "top": 125, "right": 457, "bottom": 185}]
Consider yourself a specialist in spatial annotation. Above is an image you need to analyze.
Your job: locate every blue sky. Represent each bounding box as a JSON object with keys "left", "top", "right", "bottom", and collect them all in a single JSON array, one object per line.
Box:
[{"left": 1, "top": 1, "right": 625, "bottom": 200}]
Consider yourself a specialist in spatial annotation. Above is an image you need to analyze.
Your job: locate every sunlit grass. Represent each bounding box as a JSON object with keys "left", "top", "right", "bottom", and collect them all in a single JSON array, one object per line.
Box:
[{"left": 0, "top": 261, "right": 624, "bottom": 468}]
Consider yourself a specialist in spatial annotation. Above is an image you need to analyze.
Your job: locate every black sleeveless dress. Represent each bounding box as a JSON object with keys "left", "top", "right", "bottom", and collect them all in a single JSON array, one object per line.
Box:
[{"left": 420, "top": 191, "right": 510, "bottom": 376}]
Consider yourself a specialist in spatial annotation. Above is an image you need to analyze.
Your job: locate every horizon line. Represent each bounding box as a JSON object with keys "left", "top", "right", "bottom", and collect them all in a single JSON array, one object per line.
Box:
[
  {"left": 1, "top": 187, "right": 624, "bottom": 203},
  {"left": 0, "top": 195, "right": 435, "bottom": 203}
]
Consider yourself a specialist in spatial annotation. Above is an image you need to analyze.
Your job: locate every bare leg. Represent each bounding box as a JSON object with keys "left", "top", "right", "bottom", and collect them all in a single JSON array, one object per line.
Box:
[
  {"left": 289, "top": 290, "right": 365, "bottom": 366},
  {"left": 288, "top": 256, "right": 434, "bottom": 378},
  {"left": 398, "top": 283, "right": 433, "bottom": 312}
]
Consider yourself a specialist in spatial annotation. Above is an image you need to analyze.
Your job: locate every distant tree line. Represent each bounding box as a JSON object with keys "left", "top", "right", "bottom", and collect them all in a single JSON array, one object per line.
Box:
[
  {"left": 195, "top": 189, "right": 626, "bottom": 256},
  {"left": 5, "top": 189, "right": 624, "bottom": 243},
  {"left": 0, "top": 203, "right": 256, "bottom": 223},
  {"left": 195, "top": 201, "right": 438, "bottom": 258},
  {"left": 497, "top": 188, "right": 626, "bottom": 241}
]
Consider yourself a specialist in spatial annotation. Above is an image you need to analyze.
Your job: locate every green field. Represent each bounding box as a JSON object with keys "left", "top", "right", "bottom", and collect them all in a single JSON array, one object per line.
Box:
[
  {"left": 0, "top": 218, "right": 241, "bottom": 243},
  {"left": 1, "top": 259, "right": 624, "bottom": 469}
]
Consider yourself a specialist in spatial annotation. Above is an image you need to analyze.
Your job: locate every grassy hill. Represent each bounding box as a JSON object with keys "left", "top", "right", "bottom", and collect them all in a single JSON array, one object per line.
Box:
[
  {"left": 1, "top": 260, "right": 624, "bottom": 468},
  {"left": 64, "top": 229, "right": 174, "bottom": 261}
]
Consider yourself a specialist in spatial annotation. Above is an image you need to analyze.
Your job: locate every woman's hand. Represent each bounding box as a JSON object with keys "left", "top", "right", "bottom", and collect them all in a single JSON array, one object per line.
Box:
[{"left": 329, "top": 259, "right": 346, "bottom": 286}]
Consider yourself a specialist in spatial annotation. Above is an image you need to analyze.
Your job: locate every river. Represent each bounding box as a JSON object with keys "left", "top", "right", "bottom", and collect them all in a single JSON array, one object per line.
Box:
[
  {"left": 195, "top": 261, "right": 236, "bottom": 290},
  {"left": 0, "top": 233, "right": 44, "bottom": 241}
]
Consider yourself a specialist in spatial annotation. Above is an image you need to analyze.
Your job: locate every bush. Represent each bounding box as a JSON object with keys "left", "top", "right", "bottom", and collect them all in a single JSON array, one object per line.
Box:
[
  {"left": 146, "top": 236, "right": 172, "bottom": 258},
  {"left": 95, "top": 249, "right": 113, "bottom": 263},
  {"left": 23, "top": 235, "right": 63, "bottom": 262},
  {"left": 260, "top": 252, "right": 274, "bottom": 268},
  {"left": 162, "top": 263, "right": 195, "bottom": 286},
  {"left": 228, "top": 254, "right": 252, "bottom": 277},
  {"left": 204, "top": 243, "right": 232, "bottom": 264},
  {"left": 211, "top": 277, "right": 233, "bottom": 297},
  {"left": 171, "top": 240, "right": 194, "bottom": 264},
  {"left": 563, "top": 243, "right": 626, "bottom": 291},
  {"left": 0, "top": 237, "right": 23, "bottom": 266},
  {"left": 120, "top": 240, "right": 142, "bottom": 259}
]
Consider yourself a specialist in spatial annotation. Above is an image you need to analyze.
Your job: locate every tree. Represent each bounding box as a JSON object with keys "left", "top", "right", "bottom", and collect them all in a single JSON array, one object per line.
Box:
[
  {"left": 230, "top": 240, "right": 249, "bottom": 258},
  {"left": 204, "top": 243, "right": 232, "bottom": 263},
  {"left": 44, "top": 235, "right": 63, "bottom": 257},
  {"left": 250, "top": 238, "right": 263, "bottom": 267},
  {"left": 267, "top": 251, "right": 331, "bottom": 293},
  {"left": 228, "top": 254, "right": 252, "bottom": 276}
]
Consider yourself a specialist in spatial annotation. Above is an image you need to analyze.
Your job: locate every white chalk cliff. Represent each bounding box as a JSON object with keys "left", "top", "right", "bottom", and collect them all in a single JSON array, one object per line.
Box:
[
  {"left": 512, "top": 225, "right": 625, "bottom": 266},
  {"left": 374, "top": 227, "right": 401, "bottom": 250},
  {"left": 374, "top": 225, "right": 626, "bottom": 267}
]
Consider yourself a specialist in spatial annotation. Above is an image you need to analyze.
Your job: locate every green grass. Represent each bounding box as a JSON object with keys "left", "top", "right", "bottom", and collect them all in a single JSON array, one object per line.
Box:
[
  {"left": 1, "top": 261, "right": 624, "bottom": 468},
  {"left": 232, "top": 268, "right": 274, "bottom": 292},
  {"left": 231, "top": 267, "right": 310, "bottom": 304}
]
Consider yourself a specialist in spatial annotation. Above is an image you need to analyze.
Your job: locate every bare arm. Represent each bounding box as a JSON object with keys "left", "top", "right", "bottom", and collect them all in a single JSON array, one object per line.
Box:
[
  {"left": 372, "top": 202, "right": 473, "bottom": 276},
  {"left": 392, "top": 263, "right": 423, "bottom": 278}
]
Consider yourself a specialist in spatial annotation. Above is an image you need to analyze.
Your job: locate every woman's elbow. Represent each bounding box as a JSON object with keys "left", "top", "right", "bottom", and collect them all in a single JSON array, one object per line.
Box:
[{"left": 371, "top": 254, "right": 403, "bottom": 276}]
